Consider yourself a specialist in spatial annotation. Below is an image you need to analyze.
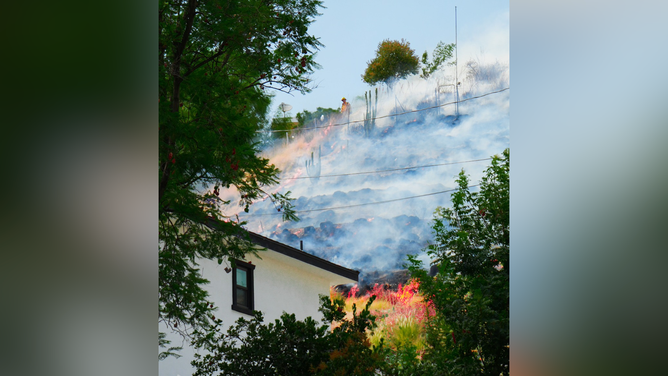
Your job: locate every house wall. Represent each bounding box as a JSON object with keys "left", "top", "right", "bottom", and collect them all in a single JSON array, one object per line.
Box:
[{"left": 159, "top": 248, "right": 356, "bottom": 376}]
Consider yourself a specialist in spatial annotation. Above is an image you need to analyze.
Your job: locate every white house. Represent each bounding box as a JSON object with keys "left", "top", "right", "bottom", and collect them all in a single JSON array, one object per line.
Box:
[{"left": 159, "top": 231, "right": 359, "bottom": 376}]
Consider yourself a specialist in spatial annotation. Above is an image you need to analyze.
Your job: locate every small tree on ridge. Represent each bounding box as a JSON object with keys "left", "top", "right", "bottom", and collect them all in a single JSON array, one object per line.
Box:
[{"left": 362, "top": 39, "right": 420, "bottom": 86}]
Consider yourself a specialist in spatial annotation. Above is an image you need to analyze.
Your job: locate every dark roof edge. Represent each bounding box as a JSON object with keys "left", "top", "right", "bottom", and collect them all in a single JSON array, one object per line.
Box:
[{"left": 245, "top": 231, "right": 359, "bottom": 282}]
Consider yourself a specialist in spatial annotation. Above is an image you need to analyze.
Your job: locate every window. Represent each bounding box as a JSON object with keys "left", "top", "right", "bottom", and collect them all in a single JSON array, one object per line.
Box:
[{"left": 231, "top": 260, "right": 255, "bottom": 315}]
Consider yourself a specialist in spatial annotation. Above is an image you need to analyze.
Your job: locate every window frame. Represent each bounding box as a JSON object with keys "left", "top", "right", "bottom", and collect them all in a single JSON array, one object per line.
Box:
[{"left": 231, "top": 259, "right": 255, "bottom": 315}]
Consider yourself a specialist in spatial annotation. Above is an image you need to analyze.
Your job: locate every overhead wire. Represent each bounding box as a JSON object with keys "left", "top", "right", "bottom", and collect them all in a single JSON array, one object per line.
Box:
[
  {"left": 237, "top": 87, "right": 508, "bottom": 217},
  {"left": 239, "top": 184, "right": 481, "bottom": 217},
  {"left": 285, "top": 157, "right": 493, "bottom": 179},
  {"left": 257, "top": 87, "right": 509, "bottom": 133}
]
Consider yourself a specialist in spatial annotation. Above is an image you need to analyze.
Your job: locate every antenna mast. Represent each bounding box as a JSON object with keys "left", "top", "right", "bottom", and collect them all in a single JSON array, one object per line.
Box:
[{"left": 455, "top": 6, "right": 459, "bottom": 118}]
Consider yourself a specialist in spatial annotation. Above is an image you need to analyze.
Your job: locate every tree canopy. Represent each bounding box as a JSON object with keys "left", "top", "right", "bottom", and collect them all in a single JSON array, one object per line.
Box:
[
  {"left": 408, "top": 149, "right": 509, "bottom": 375},
  {"left": 296, "top": 106, "right": 340, "bottom": 128},
  {"left": 158, "top": 0, "right": 323, "bottom": 354},
  {"left": 269, "top": 108, "right": 297, "bottom": 139},
  {"left": 191, "top": 295, "right": 386, "bottom": 376},
  {"left": 362, "top": 39, "right": 420, "bottom": 86}
]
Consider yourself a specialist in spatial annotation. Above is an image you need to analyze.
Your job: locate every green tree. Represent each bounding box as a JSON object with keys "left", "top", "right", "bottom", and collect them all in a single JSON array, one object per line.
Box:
[
  {"left": 316, "top": 295, "right": 386, "bottom": 376},
  {"left": 159, "top": 0, "right": 323, "bottom": 355},
  {"left": 270, "top": 108, "right": 296, "bottom": 139},
  {"left": 408, "top": 149, "right": 509, "bottom": 375},
  {"left": 420, "top": 41, "right": 455, "bottom": 79},
  {"left": 191, "top": 295, "right": 385, "bottom": 376},
  {"left": 295, "top": 106, "right": 340, "bottom": 128},
  {"left": 362, "top": 39, "right": 420, "bottom": 86}
]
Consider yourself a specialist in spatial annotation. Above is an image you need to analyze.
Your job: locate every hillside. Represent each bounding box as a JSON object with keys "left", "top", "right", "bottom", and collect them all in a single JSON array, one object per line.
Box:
[{"left": 221, "top": 61, "right": 509, "bottom": 284}]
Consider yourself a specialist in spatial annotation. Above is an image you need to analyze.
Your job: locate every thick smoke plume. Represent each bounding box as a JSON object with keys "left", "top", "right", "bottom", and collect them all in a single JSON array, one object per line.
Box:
[{"left": 221, "top": 58, "right": 509, "bottom": 285}]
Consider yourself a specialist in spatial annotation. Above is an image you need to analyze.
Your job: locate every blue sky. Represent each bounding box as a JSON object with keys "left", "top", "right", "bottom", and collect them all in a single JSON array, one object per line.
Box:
[{"left": 269, "top": 0, "right": 509, "bottom": 116}]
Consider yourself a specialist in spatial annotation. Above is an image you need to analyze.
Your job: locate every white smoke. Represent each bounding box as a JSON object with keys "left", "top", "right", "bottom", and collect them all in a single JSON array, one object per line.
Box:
[{"left": 222, "top": 57, "right": 509, "bottom": 282}]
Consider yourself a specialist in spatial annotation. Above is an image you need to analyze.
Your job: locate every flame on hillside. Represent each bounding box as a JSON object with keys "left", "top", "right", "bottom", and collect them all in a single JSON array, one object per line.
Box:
[
  {"left": 290, "top": 228, "right": 304, "bottom": 237},
  {"left": 330, "top": 278, "right": 436, "bottom": 351}
]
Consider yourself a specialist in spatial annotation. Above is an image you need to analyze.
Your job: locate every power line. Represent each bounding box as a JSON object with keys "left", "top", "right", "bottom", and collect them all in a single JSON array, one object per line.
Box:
[
  {"left": 285, "top": 157, "right": 493, "bottom": 179},
  {"left": 257, "top": 87, "right": 509, "bottom": 134},
  {"left": 240, "top": 184, "right": 480, "bottom": 217}
]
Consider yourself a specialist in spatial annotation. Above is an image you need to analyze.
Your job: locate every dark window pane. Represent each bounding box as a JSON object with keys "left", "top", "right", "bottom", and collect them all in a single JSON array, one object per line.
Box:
[
  {"left": 236, "top": 268, "right": 247, "bottom": 288},
  {"left": 236, "top": 288, "right": 247, "bottom": 307}
]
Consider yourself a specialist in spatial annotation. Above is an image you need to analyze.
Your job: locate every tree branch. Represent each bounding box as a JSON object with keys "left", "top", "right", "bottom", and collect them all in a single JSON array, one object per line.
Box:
[
  {"left": 173, "top": 0, "right": 199, "bottom": 66},
  {"left": 185, "top": 44, "right": 231, "bottom": 77}
]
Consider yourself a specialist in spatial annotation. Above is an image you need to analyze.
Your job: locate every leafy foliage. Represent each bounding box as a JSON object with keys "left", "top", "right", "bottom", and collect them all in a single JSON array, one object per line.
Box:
[
  {"left": 191, "top": 311, "right": 328, "bottom": 375},
  {"left": 317, "top": 295, "right": 386, "bottom": 376},
  {"left": 190, "top": 295, "right": 386, "bottom": 376},
  {"left": 158, "top": 332, "right": 182, "bottom": 361},
  {"left": 408, "top": 148, "right": 509, "bottom": 375},
  {"left": 420, "top": 41, "right": 455, "bottom": 79},
  {"left": 362, "top": 39, "right": 420, "bottom": 86},
  {"left": 270, "top": 109, "right": 297, "bottom": 139},
  {"left": 382, "top": 343, "right": 430, "bottom": 376},
  {"left": 296, "top": 107, "right": 341, "bottom": 128},
  {"left": 159, "top": 0, "right": 323, "bottom": 354}
]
